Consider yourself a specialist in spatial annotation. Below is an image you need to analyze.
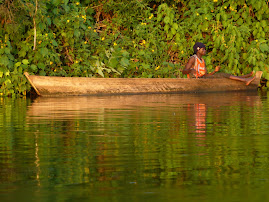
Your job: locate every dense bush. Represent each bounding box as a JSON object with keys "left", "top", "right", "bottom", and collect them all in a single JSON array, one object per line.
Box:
[{"left": 0, "top": 0, "right": 268, "bottom": 96}]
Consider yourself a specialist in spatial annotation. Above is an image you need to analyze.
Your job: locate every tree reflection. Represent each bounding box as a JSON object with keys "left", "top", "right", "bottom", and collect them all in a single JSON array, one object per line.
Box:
[{"left": 0, "top": 93, "right": 269, "bottom": 201}]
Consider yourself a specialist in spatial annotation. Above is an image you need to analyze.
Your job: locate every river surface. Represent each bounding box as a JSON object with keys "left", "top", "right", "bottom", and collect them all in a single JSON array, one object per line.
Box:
[{"left": 0, "top": 91, "right": 269, "bottom": 202}]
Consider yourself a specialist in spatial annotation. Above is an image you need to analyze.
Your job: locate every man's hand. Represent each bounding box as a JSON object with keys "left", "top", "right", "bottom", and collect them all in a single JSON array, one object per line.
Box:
[
  {"left": 189, "top": 68, "right": 196, "bottom": 74},
  {"left": 215, "top": 66, "right": 221, "bottom": 72}
]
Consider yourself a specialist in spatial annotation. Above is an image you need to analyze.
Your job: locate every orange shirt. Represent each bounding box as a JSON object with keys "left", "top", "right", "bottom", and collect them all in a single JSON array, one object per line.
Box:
[{"left": 193, "top": 55, "right": 206, "bottom": 78}]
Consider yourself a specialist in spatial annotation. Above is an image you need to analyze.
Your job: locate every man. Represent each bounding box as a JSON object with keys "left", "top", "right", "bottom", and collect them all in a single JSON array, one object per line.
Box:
[{"left": 182, "top": 42, "right": 255, "bottom": 85}]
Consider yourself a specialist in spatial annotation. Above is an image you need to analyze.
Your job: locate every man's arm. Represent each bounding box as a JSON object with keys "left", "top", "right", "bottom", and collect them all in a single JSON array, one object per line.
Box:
[
  {"left": 206, "top": 66, "right": 221, "bottom": 75},
  {"left": 182, "top": 57, "right": 196, "bottom": 75}
]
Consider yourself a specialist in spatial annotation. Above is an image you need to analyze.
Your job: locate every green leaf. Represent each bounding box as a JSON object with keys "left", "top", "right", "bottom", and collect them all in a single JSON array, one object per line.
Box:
[
  {"left": 52, "top": 8, "right": 59, "bottom": 15},
  {"left": 18, "top": 50, "right": 26, "bottom": 57},
  {"left": 97, "top": 68, "right": 104, "bottom": 77},
  {"left": 157, "top": 14, "right": 163, "bottom": 22},
  {"left": 62, "top": 5, "right": 70, "bottom": 13},
  {"left": 253, "top": 57, "right": 257, "bottom": 66},
  {"left": 47, "top": 17, "right": 51, "bottom": 26},
  {"left": 109, "top": 58, "right": 118, "bottom": 68},
  {"left": 138, "top": 50, "right": 145, "bottom": 55},
  {"left": 18, "top": 66, "right": 22, "bottom": 74},
  {"left": 74, "top": 21, "right": 80, "bottom": 29},
  {"left": 171, "top": 28, "right": 176, "bottom": 35},
  {"left": 53, "top": 18, "right": 60, "bottom": 27},
  {"left": 40, "top": 48, "right": 49, "bottom": 56},
  {"left": 4, "top": 47, "right": 10, "bottom": 54},
  {"left": 52, "top": 40, "right": 58, "bottom": 47},
  {"left": 242, "top": 11, "right": 248, "bottom": 19},
  {"left": 164, "top": 24, "right": 169, "bottom": 33},
  {"left": 22, "top": 59, "right": 29, "bottom": 65},
  {"left": 120, "top": 57, "right": 129, "bottom": 67},
  {"left": 5, "top": 78, "right": 11, "bottom": 84},
  {"left": 258, "top": 61, "right": 264, "bottom": 67},
  {"left": 0, "top": 55, "right": 9, "bottom": 66},
  {"left": 6, "top": 41, "right": 11, "bottom": 47},
  {"left": 242, "top": 53, "right": 247, "bottom": 60},
  {"left": 142, "top": 63, "right": 150, "bottom": 69},
  {"left": 38, "top": 22, "right": 46, "bottom": 31},
  {"left": 80, "top": 24, "right": 87, "bottom": 30},
  {"left": 38, "top": 63, "right": 45, "bottom": 70},
  {"left": 142, "top": 72, "right": 148, "bottom": 77},
  {"left": 74, "top": 29, "right": 80, "bottom": 38},
  {"left": 122, "top": 50, "right": 129, "bottom": 57},
  {"left": 39, "top": 70, "right": 46, "bottom": 76},
  {"left": 164, "top": 16, "right": 170, "bottom": 24},
  {"left": 261, "top": 20, "right": 267, "bottom": 28},
  {"left": 30, "top": 64, "right": 37, "bottom": 71},
  {"left": 7, "top": 60, "right": 13, "bottom": 69},
  {"left": 15, "top": 62, "right": 21, "bottom": 68},
  {"left": 253, "top": 29, "right": 257, "bottom": 36},
  {"left": 256, "top": 1, "right": 262, "bottom": 9},
  {"left": 237, "top": 18, "right": 243, "bottom": 25},
  {"left": 233, "top": 13, "right": 240, "bottom": 21},
  {"left": 259, "top": 44, "right": 269, "bottom": 53},
  {"left": 52, "top": 0, "right": 61, "bottom": 6},
  {"left": 173, "top": 23, "right": 178, "bottom": 30},
  {"left": 216, "top": 13, "right": 220, "bottom": 21},
  {"left": 221, "top": 12, "right": 227, "bottom": 21}
]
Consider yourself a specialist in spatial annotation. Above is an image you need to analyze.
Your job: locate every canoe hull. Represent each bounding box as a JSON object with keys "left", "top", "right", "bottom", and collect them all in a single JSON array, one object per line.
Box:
[{"left": 24, "top": 72, "right": 262, "bottom": 97}]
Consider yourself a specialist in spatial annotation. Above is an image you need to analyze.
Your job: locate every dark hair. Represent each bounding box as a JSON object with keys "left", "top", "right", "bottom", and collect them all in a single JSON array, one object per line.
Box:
[{"left": 193, "top": 42, "right": 206, "bottom": 54}]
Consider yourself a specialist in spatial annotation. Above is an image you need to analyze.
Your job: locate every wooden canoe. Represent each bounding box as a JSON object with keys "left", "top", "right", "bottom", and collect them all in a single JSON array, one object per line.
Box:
[{"left": 24, "top": 71, "right": 263, "bottom": 97}]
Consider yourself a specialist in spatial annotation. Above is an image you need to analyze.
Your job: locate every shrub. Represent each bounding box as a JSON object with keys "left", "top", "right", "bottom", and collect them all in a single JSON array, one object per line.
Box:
[{"left": 0, "top": 0, "right": 268, "bottom": 96}]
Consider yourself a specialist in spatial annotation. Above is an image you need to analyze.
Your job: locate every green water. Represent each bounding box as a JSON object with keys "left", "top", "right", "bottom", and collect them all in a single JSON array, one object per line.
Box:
[{"left": 0, "top": 92, "right": 269, "bottom": 202}]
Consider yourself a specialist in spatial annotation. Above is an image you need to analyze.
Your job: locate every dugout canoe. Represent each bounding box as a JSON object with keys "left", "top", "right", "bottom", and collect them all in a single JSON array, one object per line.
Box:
[{"left": 24, "top": 71, "right": 263, "bottom": 97}]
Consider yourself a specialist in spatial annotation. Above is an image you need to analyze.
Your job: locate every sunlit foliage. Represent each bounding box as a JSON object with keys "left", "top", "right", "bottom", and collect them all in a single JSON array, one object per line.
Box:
[{"left": 0, "top": 0, "right": 268, "bottom": 96}]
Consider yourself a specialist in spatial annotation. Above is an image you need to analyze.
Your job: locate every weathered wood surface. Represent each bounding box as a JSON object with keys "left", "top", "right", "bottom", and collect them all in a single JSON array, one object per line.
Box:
[{"left": 24, "top": 72, "right": 262, "bottom": 97}]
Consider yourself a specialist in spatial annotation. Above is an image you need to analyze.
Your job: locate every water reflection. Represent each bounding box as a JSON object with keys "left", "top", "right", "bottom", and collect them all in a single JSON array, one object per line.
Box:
[
  {"left": 1, "top": 92, "right": 269, "bottom": 201},
  {"left": 27, "top": 92, "right": 262, "bottom": 116}
]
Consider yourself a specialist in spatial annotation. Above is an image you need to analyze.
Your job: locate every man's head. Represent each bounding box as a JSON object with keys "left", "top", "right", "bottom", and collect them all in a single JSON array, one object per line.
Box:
[{"left": 193, "top": 42, "right": 206, "bottom": 54}]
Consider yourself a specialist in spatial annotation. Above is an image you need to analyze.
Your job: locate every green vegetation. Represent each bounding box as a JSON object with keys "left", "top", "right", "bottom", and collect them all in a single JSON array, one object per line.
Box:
[{"left": 0, "top": 0, "right": 269, "bottom": 96}]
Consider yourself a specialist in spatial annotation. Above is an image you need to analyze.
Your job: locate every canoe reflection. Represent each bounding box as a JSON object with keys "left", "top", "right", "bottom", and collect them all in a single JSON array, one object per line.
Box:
[{"left": 27, "top": 92, "right": 261, "bottom": 120}]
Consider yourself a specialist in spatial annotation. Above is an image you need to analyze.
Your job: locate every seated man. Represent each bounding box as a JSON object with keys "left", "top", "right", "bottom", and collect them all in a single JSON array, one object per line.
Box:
[{"left": 182, "top": 42, "right": 255, "bottom": 85}]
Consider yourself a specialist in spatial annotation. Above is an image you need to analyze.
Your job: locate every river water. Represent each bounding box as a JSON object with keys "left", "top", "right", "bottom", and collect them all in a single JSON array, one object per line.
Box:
[{"left": 0, "top": 91, "right": 269, "bottom": 201}]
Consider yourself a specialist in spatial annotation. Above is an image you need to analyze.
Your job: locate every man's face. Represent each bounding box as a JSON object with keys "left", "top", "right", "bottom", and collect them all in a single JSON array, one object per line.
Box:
[{"left": 198, "top": 47, "right": 206, "bottom": 55}]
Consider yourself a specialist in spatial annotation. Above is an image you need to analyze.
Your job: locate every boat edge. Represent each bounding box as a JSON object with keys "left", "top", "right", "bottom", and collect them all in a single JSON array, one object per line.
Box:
[{"left": 24, "top": 72, "right": 41, "bottom": 96}]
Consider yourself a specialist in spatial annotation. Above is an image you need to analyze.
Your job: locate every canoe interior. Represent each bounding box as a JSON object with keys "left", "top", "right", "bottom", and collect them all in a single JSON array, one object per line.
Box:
[{"left": 24, "top": 72, "right": 262, "bottom": 97}]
